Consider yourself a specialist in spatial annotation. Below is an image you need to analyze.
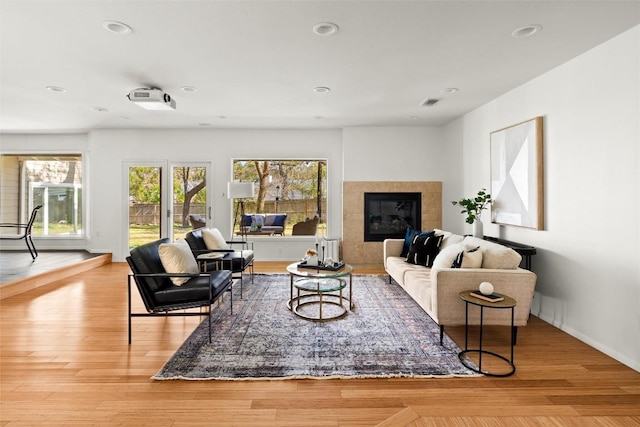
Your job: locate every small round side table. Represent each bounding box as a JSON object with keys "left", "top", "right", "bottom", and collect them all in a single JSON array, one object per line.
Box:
[{"left": 458, "top": 290, "right": 517, "bottom": 377}]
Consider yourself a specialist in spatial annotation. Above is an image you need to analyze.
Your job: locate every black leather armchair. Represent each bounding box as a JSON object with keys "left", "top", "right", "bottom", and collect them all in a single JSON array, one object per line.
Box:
[
  {"left": 126, "top": 238, "right": 233, "bottom": 344},
  {"left": 184, "top": 228, "right": 254, "bottom": 299}
]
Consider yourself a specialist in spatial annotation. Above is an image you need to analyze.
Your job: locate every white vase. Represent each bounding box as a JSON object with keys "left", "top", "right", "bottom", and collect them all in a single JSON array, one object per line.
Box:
[{"left": 473, "top": 219, "right": 483, "bottom": 238}]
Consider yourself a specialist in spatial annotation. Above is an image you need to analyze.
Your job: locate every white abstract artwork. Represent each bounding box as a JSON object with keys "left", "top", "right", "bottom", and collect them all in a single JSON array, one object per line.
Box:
[{"left": 490, "top": 117, "right": 544, "bottom": 229}]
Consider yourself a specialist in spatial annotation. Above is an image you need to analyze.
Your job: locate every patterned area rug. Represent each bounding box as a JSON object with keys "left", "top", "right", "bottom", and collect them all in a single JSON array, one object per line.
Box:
[{"left": 153, "top": 274, "right": 479, "bottom": 380}]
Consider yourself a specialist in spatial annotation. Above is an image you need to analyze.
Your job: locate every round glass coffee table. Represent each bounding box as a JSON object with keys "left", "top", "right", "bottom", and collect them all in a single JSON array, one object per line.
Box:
[{"left": 286, "top": 262, "right": 354, "bottom": 321}]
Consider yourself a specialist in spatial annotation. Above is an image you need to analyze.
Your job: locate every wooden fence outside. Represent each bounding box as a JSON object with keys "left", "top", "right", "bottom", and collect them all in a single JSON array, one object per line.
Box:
[{"left": 129, "top": 200, "right": 326, "bottom": 225}]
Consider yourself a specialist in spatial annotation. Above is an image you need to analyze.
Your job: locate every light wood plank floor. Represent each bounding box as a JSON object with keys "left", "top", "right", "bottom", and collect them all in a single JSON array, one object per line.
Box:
[
  {"left": 1, "top": 261, "right": 639, "bottom": 426},
  {"left": 0, "top": 250, "right": 107, "bottom": 285}
]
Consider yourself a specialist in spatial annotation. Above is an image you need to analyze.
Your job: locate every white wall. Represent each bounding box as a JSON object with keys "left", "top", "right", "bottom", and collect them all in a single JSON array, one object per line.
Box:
[
  {"left": 1, "top": 126, "right": 456, "bottom": 258},
  {"left": 342, "top": 125, "right": 457, "bottom": 228},
  {"left": 342, "top": 126, "right": 446, "bottom": 181},
  {"left": 88, "top": 129, "right": 343, "bottom": 261},
  {"left": 445, "top": 26, "right": 640, "bottom": 371},
  {"left": 0, "top": 133, "right": 89, "bottom": 251}
]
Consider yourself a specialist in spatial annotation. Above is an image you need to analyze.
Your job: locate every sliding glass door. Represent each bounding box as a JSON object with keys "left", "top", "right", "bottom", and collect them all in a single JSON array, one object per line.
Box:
[
  {"left": 125, "top": 162, "right": 210, "bottom": 251},
  {"left": 127, "top": 163, "right": 165, "bottom": 250},
  {"left": 170, "top": 164, "right": 208, "bottom": 241}
]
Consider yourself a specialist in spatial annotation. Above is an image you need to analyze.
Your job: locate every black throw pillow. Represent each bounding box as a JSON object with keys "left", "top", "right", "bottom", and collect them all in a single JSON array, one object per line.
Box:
[
  {"left": 406, "top": 234, "right": 444, "bottom": 267},
  {"left": 401, "top": 227, "right": 435, "bottom": 258}
]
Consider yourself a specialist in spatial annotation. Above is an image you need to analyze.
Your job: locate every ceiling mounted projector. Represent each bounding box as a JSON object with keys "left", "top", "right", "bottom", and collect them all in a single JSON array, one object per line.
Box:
[{"left": 127, "top": 88, "right": 176, "bottom": 110}]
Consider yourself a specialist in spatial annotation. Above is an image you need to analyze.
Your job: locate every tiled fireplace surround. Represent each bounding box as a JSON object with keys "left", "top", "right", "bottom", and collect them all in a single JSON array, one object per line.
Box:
[{"left": 342, "top": 181, "right": 442, "bottom": 269}]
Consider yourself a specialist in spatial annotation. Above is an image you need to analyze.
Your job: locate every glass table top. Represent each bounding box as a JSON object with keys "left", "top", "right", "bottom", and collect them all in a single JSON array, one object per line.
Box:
[{"left": 286, "top": 262, "right": 353, "bottom": 278}]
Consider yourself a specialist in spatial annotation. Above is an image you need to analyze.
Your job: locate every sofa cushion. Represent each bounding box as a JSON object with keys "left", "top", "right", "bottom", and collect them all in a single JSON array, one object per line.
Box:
[
  {"left": 432, "top": 243, "right": 461, "bottom": 269},
  {"left": 406, "top": 234, "right": 444, "bottom": 267},
  {"left": 241, "top": 214, "right": 253, "bottom": 226},
  {"left": 386, "top": 256, "right": 427, "bottom": 287},
  {"left": 452, "top": 246, "right": 483, "bottom": 268},
  {"left": 401, "top": 227, "right": 435, "bottom": 257},
  {"left": 158, "top": 239, "right": 199, "bottom": 286},
  {"left": 264, "top": 214, "right": 286, "bottom": 227},
  {"left": 432, "top": 242, "right": 482, "bottom": 269},
  {"left": 463, "top": 236, "right": 522, "bottom": 269},
  {"left": 202, "top": 228, "right": 230, "bottom": 250},
  {"left": 434, "top": 229, "right": 464, "bottom": 250},
  {"left": 272, "top": 214, "right": 287, "bottom": 227}
]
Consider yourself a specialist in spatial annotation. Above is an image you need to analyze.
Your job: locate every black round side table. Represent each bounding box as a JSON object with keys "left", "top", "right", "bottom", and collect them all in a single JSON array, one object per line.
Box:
[{"left": 458, "top": 290, "right": 517, "bottom": 377}]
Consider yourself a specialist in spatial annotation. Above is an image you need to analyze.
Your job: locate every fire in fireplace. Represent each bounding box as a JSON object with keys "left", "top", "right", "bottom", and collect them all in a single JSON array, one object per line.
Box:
[{"left": 364, "top": 192, "right": 422, "bottom": 241}]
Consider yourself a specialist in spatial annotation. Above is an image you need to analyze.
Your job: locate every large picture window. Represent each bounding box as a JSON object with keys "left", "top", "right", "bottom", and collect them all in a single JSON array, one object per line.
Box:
[
  {"left": 0, "top": 154, "right": 83, "bottom": 237},
  {"left": 232, "top": 160, "right": 327, "bottom": 237}
]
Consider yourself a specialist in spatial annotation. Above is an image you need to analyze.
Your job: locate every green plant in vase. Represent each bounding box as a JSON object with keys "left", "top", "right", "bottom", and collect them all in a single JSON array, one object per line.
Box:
[{"left": 452, "top": 188, "right": 492, "bottom": 237}]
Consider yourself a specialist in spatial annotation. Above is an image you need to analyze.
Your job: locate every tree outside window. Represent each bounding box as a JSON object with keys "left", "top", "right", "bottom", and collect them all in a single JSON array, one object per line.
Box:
[{"left": 232, "top": 160, "right": 327, "bottom": 236}]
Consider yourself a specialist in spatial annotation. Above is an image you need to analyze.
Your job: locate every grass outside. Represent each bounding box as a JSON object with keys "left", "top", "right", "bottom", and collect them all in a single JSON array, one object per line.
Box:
[
  {"left": 32, "top": 223, "right": 82, "bottom": 236},
  {"left": 129, "top": 225, "right": 191, "bottom": 248},
  {"left": 129, "top": 223, "right": 327, "bottom": 248}
]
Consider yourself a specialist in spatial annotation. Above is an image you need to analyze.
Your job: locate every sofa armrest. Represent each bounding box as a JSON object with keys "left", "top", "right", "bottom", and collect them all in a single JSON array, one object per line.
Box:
[
  {"left": 430, "top": 267, "right": 537, "bottom": 327},
  {"left": 383, "top": 239, "right": 404, "bottom": 268}
]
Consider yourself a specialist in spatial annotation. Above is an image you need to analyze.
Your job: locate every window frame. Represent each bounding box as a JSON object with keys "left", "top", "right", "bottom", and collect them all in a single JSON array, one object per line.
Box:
[
  {"left": 0, "top": 152, "right": 85, "bottom": 239},
  {"left": 230, "top": 158, "right": 328, "bottom": 237}
]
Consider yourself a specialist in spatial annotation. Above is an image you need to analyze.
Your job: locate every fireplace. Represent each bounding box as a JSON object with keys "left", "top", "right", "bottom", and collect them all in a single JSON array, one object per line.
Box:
[{"left": 364, "top": 192, "right": 421, "bottom": 242}]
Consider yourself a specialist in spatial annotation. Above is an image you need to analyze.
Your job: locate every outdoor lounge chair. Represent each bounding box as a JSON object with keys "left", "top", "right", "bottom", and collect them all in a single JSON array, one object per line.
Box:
[
  {"left": 0, "top": 205, "right": 43, "bottom": 260},
  {"left": 292, "top": 215, "right": 319, "bottom": 236}
]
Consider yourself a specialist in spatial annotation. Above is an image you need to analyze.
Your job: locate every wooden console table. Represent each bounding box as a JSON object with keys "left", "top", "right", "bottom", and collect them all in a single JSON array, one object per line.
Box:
[{"left": 483, "top": 236, "right": 537, "bottom": 270}]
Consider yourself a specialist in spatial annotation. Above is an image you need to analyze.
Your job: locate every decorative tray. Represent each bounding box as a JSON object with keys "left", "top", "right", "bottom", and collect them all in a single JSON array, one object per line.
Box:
[
  {"left": 197, "top": 252, "right": 225, "bottom": 259},
  {"left": 297, "top": 261, "right": 345, "bottom": 271}
]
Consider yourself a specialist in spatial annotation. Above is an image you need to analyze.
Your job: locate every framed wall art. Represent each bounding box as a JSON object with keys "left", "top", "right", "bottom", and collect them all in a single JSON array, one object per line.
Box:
[{"left": 490, "top": 116, "right": 544, "bottom": 230}]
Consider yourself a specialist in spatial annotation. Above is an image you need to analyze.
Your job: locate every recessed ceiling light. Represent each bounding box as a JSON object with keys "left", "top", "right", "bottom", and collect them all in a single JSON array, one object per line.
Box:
[
  {"left": 102, "top": 20, "right": 133, "bottom": 35},
  {"left": 511, "top": 25, "right": 542, "bottom": 38},
  {"left": 181, "top": 86, "right": 198, "bottom": 92},
  {"left": 440, "top": 88, "right": 459, "bottom": 95},
  {"left": 46, "top": 86, "right": 67, "bottom": 93},
  {"left": 90, "top": 106, "right": 109, "bottom": 112},
  {"left": 314, "top": 86, "right": 331, "bottom": 93},
  {"left": 420, "top": 98, "right": 440, "bottom": 107},
  {"left": 408, "top": 116, "right": 419, "bottom": 120},
  {"left": 198, "top": 122, "right": 211, "bottom": 127},
  {"left": 313, "top": 22, "right": 339, "bottom": 36}
]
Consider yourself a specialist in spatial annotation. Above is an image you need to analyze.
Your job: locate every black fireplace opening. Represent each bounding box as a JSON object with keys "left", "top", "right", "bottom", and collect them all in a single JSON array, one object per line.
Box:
[{"left": 364, "top": 192, "right": 422, "bottom": 242}]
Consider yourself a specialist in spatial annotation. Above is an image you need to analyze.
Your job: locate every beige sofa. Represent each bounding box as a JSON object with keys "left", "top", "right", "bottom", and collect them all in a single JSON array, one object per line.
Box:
[{"left": 384, "top": 230, "right": 537, "bottom": 344}]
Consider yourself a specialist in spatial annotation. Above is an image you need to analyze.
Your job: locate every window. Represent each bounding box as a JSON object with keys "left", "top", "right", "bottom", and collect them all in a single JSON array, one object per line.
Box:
[
  {"left": 0, "top": 154, "right": 83, "bottom": 237},
  {"left": 232, "top": 160, "right": 327, "bottom": 236}
]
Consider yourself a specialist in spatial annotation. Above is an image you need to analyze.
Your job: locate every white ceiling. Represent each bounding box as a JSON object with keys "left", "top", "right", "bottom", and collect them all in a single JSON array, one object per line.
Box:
[{"left": 1, "top": 0, "right": 638, "bottom": 133}]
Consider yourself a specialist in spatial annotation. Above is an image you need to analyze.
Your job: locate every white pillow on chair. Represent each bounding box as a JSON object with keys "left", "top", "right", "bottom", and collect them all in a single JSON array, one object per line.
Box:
[
  {"left": 202, "top": 228, "right": 230, "bottom": 250},
  {"left": 158, "top": 239, "right": 198, "bottom": 286}
]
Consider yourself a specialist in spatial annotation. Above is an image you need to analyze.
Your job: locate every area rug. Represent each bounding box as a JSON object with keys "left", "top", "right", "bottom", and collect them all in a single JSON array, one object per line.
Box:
[{"left": 153, "top": 274, "right": 479, "bottom": 380}]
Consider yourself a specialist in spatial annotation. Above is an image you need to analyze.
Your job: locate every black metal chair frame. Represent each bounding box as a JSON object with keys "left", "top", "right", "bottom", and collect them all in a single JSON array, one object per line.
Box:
[
  {"left": 0, "top": 205, "right": 43, "bottom": 260},
  {"left": 191, "top": 246, "right": 254, "bottom": 298},
  {"left": 185, "top": 229, "right": 255, "bottom": 299},
  {"left": 126, "top": 258, "right": 233, "bottom": 344}
]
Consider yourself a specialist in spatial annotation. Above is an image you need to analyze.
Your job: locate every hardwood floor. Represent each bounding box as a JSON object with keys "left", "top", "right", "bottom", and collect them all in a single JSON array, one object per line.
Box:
[
  {"left": 0, "top": 250, "right": 111, "bottom": 297},
  {"left": 1, "top": 261, "right": 639, "bottom": 426}
]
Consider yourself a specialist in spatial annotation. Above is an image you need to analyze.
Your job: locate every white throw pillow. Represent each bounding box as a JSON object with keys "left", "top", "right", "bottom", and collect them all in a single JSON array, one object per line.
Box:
[
  {"left": 202, "top": 228, "right": 230, "bottom": 250},
  {"left": 434, "top": 229, "right": 464, "bottom": 250},
  {"left": 463, "top": 236, "right": 522, "bottom": 269},
  {"left": 431, "top": 242, "right": 464, "bottom": 269},
  {"left": 452, "top": 245, "right": 483, "bottom": 268},
  {"left": 158, "top": 239, "right": 198, "bottom": 286}
]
